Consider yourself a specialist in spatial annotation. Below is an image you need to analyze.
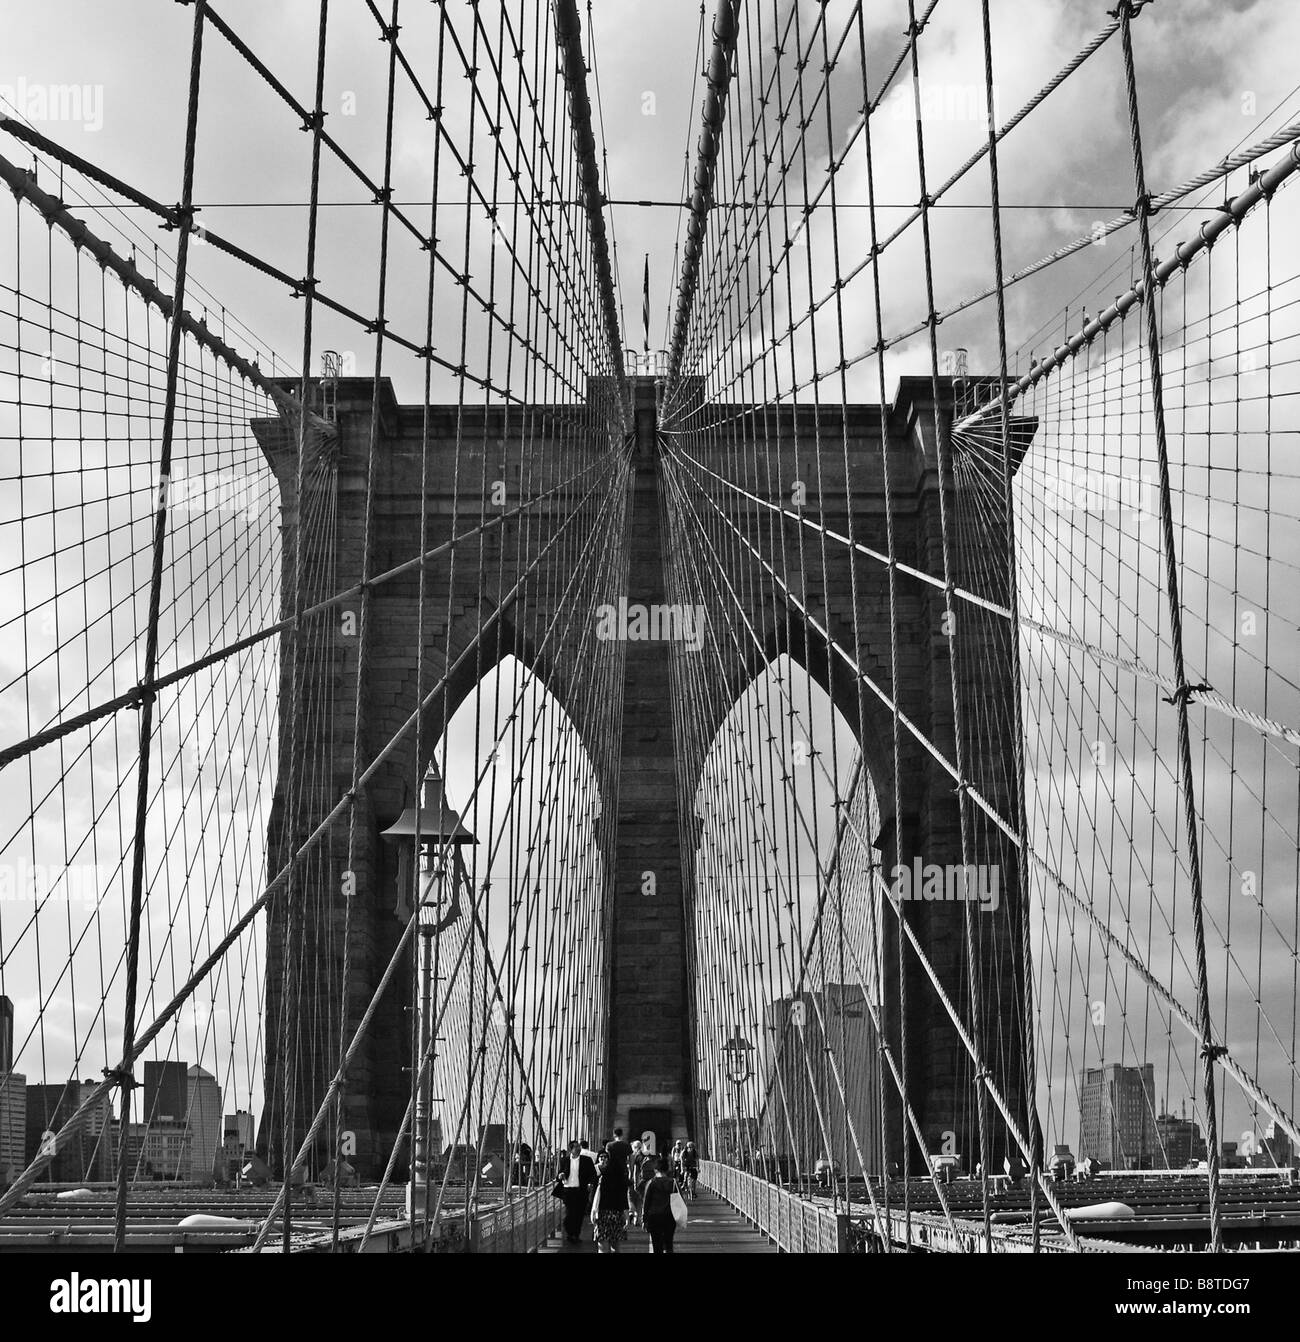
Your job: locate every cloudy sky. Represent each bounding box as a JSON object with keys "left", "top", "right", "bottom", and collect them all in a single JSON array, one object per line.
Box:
[{"left": 3, "top": 0, "right": 1298, "bottom": 392}]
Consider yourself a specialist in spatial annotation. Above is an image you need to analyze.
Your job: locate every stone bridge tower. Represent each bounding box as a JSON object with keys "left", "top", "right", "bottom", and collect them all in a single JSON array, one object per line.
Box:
[{"left": 253, "top": 370, "right": 1033, "bottom": 1176}]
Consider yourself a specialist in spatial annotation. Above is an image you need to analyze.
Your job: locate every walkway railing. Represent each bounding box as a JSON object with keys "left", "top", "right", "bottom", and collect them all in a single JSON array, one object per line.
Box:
[
  {"left": 468, "top": 1185, "right": 562, "bottom": 1253},
  {"left": 285, "top": 1185, "right": 561, "bottom": 1254},
  {"left": 880, "top": 1208, "right": 1072, "bottom": 1255},
  {"left": 699, "top": 1161, "right": 846, "bottom": 1253},
  {"left": 700, "top": 1163, "right": 1146, "bottom": 1253}
]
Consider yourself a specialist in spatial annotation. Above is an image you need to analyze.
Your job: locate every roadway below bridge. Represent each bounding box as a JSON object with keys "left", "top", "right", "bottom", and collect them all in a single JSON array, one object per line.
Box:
[{"left": 799, "top": 1172, "right": 1300, "bottom": 1252}]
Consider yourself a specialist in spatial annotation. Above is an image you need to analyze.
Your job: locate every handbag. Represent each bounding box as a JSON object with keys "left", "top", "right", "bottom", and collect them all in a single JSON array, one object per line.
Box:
[
  {"left": 669, "top": 1186, "right": 688, "bottom": 1229},
  {"left": 589, "top": 1182, "right": 602, "bottom": 1223},
  {"left": 550, "top": 1177, "right": 565, "bottom": 1200}
]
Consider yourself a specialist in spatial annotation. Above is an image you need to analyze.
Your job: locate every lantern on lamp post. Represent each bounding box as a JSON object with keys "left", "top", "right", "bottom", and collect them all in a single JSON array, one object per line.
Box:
[
  {"left": 721, "top": 1029, "right": 754, "bottom": 1086},
  {"left": 583, "top": 1086, "right": 602, "bottom": 1151},
  {"left": 381, "top": 760, "right": 475, "bottom": 1220}
]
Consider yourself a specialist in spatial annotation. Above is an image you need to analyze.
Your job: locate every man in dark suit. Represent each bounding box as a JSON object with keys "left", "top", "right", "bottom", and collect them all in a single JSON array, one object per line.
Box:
[{"left": 557, "top": 1139, "right": 597, "bottom": 1244}]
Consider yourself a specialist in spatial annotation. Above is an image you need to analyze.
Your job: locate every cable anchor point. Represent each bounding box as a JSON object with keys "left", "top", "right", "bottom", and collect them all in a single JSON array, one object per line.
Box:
[{"left": 1162, "top": 681, "right": 1212, "bottom": 706}]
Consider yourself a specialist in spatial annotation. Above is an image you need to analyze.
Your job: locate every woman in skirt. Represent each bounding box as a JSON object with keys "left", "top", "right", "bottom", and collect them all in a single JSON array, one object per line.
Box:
[{"left": 591, "top": 1148, "right": 631, "bottom": 1252}]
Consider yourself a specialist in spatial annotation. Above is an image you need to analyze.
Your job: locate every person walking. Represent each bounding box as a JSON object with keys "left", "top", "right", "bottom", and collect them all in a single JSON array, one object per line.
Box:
[
  {"left": 591, "top": 1145, "right": 631, "bottom": 1253},
  {"left": 632, "top": 1138, "right": 654, "bottom": 1188},
  {"left": 556, "top": 1139, "right": 597, "bottom": 1245},
  {"left": 627, "top": 1140, "right": 644, "bottom": 1224},
  {"left": 638, "top": 1154, "right": 683, "bottom": 1254},
  {"left": 605, "top": 1126, "right": 632, "bottom": 1171}
]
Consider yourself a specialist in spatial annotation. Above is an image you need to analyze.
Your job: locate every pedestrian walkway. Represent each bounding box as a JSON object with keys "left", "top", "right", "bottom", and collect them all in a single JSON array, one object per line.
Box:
[{"left": 537, "top": 1188, "right": 778, "bottom": 1254}]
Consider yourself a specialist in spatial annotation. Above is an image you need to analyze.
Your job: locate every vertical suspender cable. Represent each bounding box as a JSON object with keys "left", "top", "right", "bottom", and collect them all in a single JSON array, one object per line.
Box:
[
  {"left": 902, "top": 0, "right": 994, "bottom": 1250},
  {"left": 331, "top": 0, "right": 401, "bottom": 1249},
  {"left": 977, "top": 0, "right": 1046, "bottom": 1250},
  {"left": 1115, "top": 0, "right": 1224, "bottom": 1253},
  {"left": 113, "top": 0, "right": 207, "bottom": 1255},
  {"left": 282, "top": 0, "right": 330, "bottom": 1251}
]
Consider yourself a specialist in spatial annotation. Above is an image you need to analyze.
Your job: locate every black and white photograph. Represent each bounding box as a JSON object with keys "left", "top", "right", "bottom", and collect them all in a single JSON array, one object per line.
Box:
[{"left": 0, "top": 0, "right": 1297, "bottom": 1319}]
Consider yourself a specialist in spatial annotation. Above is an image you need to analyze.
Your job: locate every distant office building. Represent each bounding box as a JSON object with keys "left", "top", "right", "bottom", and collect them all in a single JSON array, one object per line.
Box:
[
  {"left": 77, "top": 1081, "right": 114, "bottom": 1180},
  {"left": 0, "top": 995, "right": 12, "bottom": 1074},
  {"left": 763, "top": 983, "right": 881, "bottom": 1176},
  {"left": 221, "top": 1110, "right": 255, "bottom": 1182},
  {"left": 26, "top": 1083, "right": 74, "bottom": 1180},
  {"left": 1079, "top": 1063, "right": 1159, "bottom": 1169},
  {"left": 715, "top": 1115, "right": 761, "bottom": 1164},
  {"left": 477, "top": 1123, "right": 508, "bottom": 1160},
  {"left": 125, "top": 1121, "right": 192, "bottom": 1181},
  {"left": 227, "top": 1110, "right": 255, "bottom": 1148},
  {"left": 25, "top": 1081, "right": 110, "bottom": 1182},
  {"left": 142, "top": 1060, "right": 189, "bottom": 1125},
  {"left": 0, "top": 997, "right": 23, "bottom": 1185},
  {"left": 1262, "top": 1120, "right": 1294, "bottom": 1170},
  {"left": 186, "top": 1065, "right": 222, "bottom": 1183},
  {"left": 0, "top": 1070, "right": 26, "bottom": 1184},
  {"left": 1155, "top": 1112, "right": 1206, "bottom": 1168}
]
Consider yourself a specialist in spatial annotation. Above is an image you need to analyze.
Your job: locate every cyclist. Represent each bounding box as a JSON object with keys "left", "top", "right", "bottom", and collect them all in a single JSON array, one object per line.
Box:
[{"left": 680, "top": 1140, "right": 700, "bottom": 1198}]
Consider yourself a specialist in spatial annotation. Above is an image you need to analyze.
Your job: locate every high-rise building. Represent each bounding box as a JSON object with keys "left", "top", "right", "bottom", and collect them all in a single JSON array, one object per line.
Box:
[
  {"left": 25, "top": 1081, "right": 109, "bottom": 1183},
  {"left": 221, "top": 1110, "right": 255, "bottom": 1182},
  {"left": 0, "top": 997, "right": 23, "bottom": 1185},
  {"left": 142, "top": 1060, "right": 188, "bottom": 1126},
  {"left": 71, "top": 1081, "right": 115, "bottom": 1181},
  {"left": 186, "top": 1065, "right": 222, "bottom": 1183},
  {"left": 714, "top": 1114, "right": 761, "bottom": 1165},
  {"left": 762, "top": 984, "right": 881, "bottom": 1176},
  {"left": 0, "top": 994, "right": 13, "bottom": 1074},
  {"left": 1079, "top": 1063, "right": 1159, "bottom": 1169},
  {"left": 125, "top": 1122, "right": 191, "bottom": 1180},
  {"left": 1154, "top": 1112, "right": 1206, "bottom": 1167},
  {"left": 1262, "top": 1120, "right": 1294, "bottom": 1170},
  {"left": 0, "top": 1070, "right": 26, "bottom": 1184}
]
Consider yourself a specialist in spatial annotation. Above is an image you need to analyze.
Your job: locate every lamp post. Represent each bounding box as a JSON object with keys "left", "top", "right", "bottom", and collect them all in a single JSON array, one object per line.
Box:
[
  {"left": 583, "top": 1086, "right": 601, "bottom": 1152},
  {"left": 695, "top": 1087, "right": 712, "bottom": 1161},
  {"left": 721, "top": 1028, "right": 753, "bottom": 1169},
  {"left": 381, "top": 761, "right": 475, "bottom": 1221}
]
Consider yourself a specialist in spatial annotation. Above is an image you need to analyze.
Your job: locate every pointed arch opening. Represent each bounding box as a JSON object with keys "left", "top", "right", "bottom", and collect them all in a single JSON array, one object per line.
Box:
[
  {"left": 690, "top": 653, "right": 886, "bottom": 1181},
  {"left": 425, "top": 653, "right": 608, "bottom": 1169}
]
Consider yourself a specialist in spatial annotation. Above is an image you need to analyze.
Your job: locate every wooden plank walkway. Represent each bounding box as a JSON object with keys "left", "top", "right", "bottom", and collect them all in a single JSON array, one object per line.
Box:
[{"left": 536, "top": 1189, "right": 778, "bottom": 1254}]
